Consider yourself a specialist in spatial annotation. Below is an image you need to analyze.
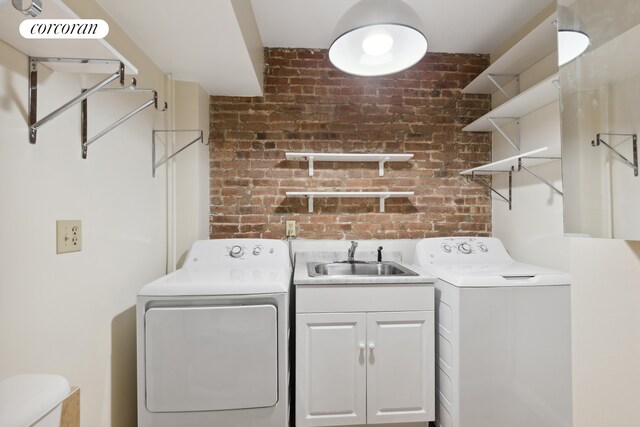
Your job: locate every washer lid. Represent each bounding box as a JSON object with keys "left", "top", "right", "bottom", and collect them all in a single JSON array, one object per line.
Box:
[
  {"left": 420, "top": 261, "right": 570, "bottom": 287},
  {"left": 138, "top": 265, "right": 291, "bottom": 297},
  {"left": 413, "top": 237, "right": 570, "bottom": 288}
]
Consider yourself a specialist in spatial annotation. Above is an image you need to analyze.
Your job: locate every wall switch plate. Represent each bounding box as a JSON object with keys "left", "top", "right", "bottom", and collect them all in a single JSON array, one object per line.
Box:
[
  {"left": 57, "top": 220, "right": 82, "bottom": 254},
  {"left": 285, "top": 220, "right": 296, "bottom": 237}
]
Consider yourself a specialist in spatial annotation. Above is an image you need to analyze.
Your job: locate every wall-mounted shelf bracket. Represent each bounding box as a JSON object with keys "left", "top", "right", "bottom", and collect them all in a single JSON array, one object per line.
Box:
[
  {"left": 81, "top": 80, "right": 168, "bottom": 158},
  {"left": 488, "top": 117, "right": 520, "bottom": 151},
  {"left": 466, "top": 169, "right": 513, "bottom": 210},
  {"left": 591, "top": 133, "right": 638, "bottom": 177},
  {"left": 517, "top": 157, "right": 563, "bottom": 195},
  {"left": 152, "top": 130, "right": 207, "bottom": 177},
  {"left": 29, "top": 57, "right": 125, "bottom": 144},
  {"left": 487, "top": 73, "right": 520, "bottom": 99}
]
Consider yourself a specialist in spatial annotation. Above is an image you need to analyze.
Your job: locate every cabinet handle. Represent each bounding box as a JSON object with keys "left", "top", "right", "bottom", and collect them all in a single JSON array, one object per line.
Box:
[
  {"left": 369, "top": 343, "right": 375, "bottom": 350},
  {"left": 359, "top": 343, "right": 365, "bottom": 350}
]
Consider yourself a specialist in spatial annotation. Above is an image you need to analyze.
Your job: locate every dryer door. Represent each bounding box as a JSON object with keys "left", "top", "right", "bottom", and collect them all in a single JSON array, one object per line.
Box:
[{"left": 145, "top": 304, "right": 278, "bottom": 412}]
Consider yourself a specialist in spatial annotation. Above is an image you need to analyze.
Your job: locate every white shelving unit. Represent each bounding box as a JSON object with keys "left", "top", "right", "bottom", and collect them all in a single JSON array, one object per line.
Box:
[
  {"left": 286, "top": 191, "right": 414, "bottom": 213},
  {"left": 463, "top": 12, "right": 557, "bottom": 95},
  {"left": 460, "top": 147, "right": 562, "bottom": 210},
  {"left": 460, "top": 147, "right": 550, "bottom": 175},
  {"left": 285, "top": 152, "right": 413, "bottom": 176},
  {"left": 463, "top": 74, "right": 559, "bottom": 132},
  {"left": 0, "top": 0, "right": 137, "bottom": 74},
  {"left": 460, "top": 10, "right": 563, "bottom": 211},
  {"left": 463, "top": 73, "right": 560, "bottom": 150}
]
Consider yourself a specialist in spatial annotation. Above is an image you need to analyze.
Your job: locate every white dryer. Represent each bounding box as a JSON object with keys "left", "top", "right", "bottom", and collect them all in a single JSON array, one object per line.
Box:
[
  {"left": 414, "top": 237, "right": 572, "bottom": 427},
  {"left": 136, "top": 238, "right": 291, "bottom": 427}
]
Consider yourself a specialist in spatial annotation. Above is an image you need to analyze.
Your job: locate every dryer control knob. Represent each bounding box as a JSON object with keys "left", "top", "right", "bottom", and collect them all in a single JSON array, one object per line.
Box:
[
  {"left": 459, "top": 243, "right": 472, "bottom": 254},
  {"left": 253, "top": 247, "right": 262, "bottom": 256},
  {"left": 443, "top": 244, "right": 452, "bottom": 253},
  {"left": 479, "top": 244, "right": 488, "bottom": 252},
  {"left": 230, "top": 245, "right": 244, "bottom": 258}
]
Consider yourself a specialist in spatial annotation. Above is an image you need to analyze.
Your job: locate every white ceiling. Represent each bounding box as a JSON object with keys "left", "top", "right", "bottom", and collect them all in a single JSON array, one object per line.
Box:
[{"left": 96, "top": 0, "right": 553, "bottom": 96}]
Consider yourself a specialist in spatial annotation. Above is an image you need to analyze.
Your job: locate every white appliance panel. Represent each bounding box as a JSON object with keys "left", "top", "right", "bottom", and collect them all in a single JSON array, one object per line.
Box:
[
  {"left": 145, "top": 304, "right": 278, "bottom": 412},
  {"left": 456, "top": 283, "right": 572, "bottom": 427},
  {"left": 415, "top": 237, "right": 572, "bottom": 427}
]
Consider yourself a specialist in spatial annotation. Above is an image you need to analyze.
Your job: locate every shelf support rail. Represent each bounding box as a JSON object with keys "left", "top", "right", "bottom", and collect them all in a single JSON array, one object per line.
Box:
[
  {"left": 379, "top": 157, "right": 391, "bottom": 177},
  {"left": 308, "top": 155, "right": 314, "bottom": 176},
  {"left": 152, "top": 130, "right": 207, "bottom": 177},
  {"left": 591, "top": 133, "right": 638, "bottom": 177},
  {"left": 466, "top": 169, "right": 513, "bottom": 210},
  {"left": 81, "top": 81, "right": 168, "bottom": 158},
  {"left": 488, "top": 117, "right": 520, "bottom": 151},
  {"left": 29, "top": 57, "right": 125, "bottom": 144},
  {"left": 379, "top": 195, "right": 389, "bottom": 213},
  {"left": 517, "top": 157, "right": 563, "bottom": 196},
  {"left": 487, "top": 73, "right": 520, "bottom": 100}
]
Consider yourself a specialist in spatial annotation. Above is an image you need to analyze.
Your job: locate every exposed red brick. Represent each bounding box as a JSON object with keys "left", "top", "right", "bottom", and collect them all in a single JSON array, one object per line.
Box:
[{"left": 210, "top": 48, "right": 492, "bottom": 240}]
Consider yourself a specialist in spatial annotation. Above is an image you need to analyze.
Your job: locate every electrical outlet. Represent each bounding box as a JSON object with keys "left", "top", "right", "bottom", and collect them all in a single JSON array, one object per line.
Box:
[
  {"left": 56, "top": 220, "right": 82, "bottom": 254},
  {"left": 285, "top": 220, "right": 296, "bottom": 237}
]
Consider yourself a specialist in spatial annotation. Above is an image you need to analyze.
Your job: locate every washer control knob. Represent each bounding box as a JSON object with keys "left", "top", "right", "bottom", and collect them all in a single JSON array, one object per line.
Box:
[
  {"left": 229, "top": 245, "right": 244, "bottom": 258},
  {"left": 443, "top": 244, "right": 452, "bottom": 253},
  {"left": 459, "top": 243, "right": 472, "bottom": 254},
  {"left": 253, "top": 246, "right": 262, "bottom": 256},
  {"left": 479, "top": 244, "right": 488, "bottom": 252}
]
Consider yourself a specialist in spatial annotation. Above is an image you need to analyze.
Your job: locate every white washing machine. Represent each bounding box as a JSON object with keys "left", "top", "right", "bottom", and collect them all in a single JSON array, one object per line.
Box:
[
  {"left": 413, "top": 237, "right": 572, "bottom": 427},
  {"left": 136, "top": 238, "right": 291, "bottom": 427}
]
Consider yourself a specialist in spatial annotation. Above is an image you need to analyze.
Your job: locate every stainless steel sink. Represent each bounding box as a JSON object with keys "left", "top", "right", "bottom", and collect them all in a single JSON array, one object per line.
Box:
[{"left": 307, "top": 261, "right": 418, "bottom": 277}]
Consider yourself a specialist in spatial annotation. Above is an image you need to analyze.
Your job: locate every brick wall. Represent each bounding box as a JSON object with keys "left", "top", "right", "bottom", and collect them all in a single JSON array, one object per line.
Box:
[{"left": 210, "top": 48, "right": 492, "bottom": 240}]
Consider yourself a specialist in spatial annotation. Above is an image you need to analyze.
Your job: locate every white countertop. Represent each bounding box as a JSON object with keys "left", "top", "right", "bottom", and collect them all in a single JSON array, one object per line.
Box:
[{"left": 294, "top": 251, "right": 435, "bottom": 286}]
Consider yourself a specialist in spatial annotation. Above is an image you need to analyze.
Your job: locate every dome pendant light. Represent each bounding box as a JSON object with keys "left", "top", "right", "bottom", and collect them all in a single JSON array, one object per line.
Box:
[
  {"left": 557, "top": 6, "right": 590, "bottom": 67},
  {"left": 557, "top": 29, "right": 590, "bottom": 66},
  {"left": 329, "top": 0, "right": 428, "bottom": 76}
]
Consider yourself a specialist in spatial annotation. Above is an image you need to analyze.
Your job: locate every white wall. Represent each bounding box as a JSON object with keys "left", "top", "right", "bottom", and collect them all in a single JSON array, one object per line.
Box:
[
  {"left": 490, "top": 31, "right": 640, "bottom": 427},
  {"left": 172, "top": 80, "right": 211, "bottom": 269},
  {"left": 0, "top": 2, "right": 207, "bottom": 425}
]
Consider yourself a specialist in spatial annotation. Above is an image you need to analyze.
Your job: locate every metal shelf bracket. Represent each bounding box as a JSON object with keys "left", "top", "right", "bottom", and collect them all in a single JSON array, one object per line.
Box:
[
  {"left": 467, "top": 169, "right": 513, "bottom": 210},
  {"left": 517, "top": 157, "right": 563, "bottom": 196},
  {"left": 487, "top": 73, "right": 520, "bottom": 100},
  {"left": 28, "top": 57, "right": 125, "bottom": 144},
  {"left": 308, "top": 155, "right": 314, "bottom": 176},
  {"left": 379, "top": 157, "right": 391, "bottom": 177},
  {"left": 152, "top": 130, "right": 207, "bottom": 177},
  {"left": 81, "top": 79, "right": 168, "bottom": 158},
  {"left": 488, "top": 117, "right": 520, "bottom": 151},
  {"left": 591, "top": 133, "right": 638, "bottom": 177}
]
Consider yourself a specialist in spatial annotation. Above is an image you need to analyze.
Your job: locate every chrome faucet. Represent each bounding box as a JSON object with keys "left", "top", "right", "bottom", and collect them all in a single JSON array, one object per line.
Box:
[{"left": 347, "top": 241, "right": 358, "bottom": 262}]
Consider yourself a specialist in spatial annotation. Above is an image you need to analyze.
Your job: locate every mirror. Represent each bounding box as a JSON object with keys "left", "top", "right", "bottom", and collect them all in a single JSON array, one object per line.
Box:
[{"left": 559, "top": 0, "right": 640, "bottom": 240}]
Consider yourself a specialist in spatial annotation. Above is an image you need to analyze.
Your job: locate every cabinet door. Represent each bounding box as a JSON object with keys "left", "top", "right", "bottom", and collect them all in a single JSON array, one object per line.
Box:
[
  {"left": 296, "top": 313, "right": 367, "bottom": 427},
  {"left": 366, "top": 311, "right": 435, "bottom": 424}
]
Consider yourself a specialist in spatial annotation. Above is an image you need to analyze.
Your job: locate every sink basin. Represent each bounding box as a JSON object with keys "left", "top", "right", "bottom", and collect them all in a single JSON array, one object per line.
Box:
[{"left": 307, "top": 261, "right": 418, "bottom": 277}]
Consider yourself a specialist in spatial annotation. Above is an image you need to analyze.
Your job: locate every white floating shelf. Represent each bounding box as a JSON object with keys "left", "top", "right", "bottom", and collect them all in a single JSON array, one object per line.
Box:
[
  {"left": 463, "top": 73, "right": 560, "bottom": 133},
  {"left": 0, "top": 0, "right": 137, "bottom": 74},
  {"left": 286, "top": 152, "right": 414, "bottom": 176},
  {"left": 286, "top": 191, "right": 414, "bottom": 213},
  {"left": 460, "top": 147, "right": 550, "bottom": 175},
  {"left": 463, "top": 12, "right": 557, "bottom": 94}
]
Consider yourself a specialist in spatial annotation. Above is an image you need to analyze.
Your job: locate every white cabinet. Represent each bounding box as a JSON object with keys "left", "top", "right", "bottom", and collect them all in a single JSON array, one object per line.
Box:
[
  {"left": 366, "top": 312, "right": 434, "bottom": 424},
  {"left": 296, "top": 313, "right": 367, "bottom": 426},
  {"left": 295, "top": 283, "right": 435, "bottom": 427}
]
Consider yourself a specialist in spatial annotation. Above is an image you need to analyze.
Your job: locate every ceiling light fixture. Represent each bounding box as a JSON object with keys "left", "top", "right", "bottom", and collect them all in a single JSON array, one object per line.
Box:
[
  {"left": 557, "top": 6, "right": 590, "bottom": 67},
  {"left": 557, "top": 29, "right": 590, "bottom": 66},
  {"left": 328, "top": 0, "right": 428, "bottom": 77}
]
